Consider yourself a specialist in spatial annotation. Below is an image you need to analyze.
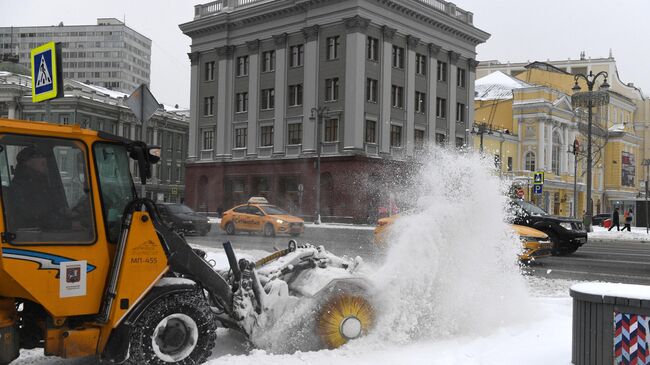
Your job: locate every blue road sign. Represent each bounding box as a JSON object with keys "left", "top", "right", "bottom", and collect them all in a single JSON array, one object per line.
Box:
[{"left": 533, "top": 184, "right": 543, "bottom": 195}]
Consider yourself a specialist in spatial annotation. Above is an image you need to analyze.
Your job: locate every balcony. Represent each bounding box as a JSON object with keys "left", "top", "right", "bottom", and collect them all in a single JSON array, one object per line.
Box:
[{"left": 194, "top": 0, "right": 473, "bottom": 24}]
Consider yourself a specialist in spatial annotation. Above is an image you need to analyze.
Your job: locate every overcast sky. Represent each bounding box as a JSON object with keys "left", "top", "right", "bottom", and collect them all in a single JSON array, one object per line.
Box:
[{"left": 3, "top": 0, "right": 649, "bottom": 108}]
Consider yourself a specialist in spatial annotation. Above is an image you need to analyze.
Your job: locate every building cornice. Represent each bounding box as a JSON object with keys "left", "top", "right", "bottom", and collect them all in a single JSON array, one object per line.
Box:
[{"left": 344, "top": 15, "right": 370, "bottom": 34}]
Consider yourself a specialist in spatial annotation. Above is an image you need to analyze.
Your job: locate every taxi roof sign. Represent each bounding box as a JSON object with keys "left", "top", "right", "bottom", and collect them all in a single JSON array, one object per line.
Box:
[
  {"left": 31, "top": 42, "right": 63, "bottom": 103},
  {"left": 248, "top": 197, "right": 269, "bottom": 204}
]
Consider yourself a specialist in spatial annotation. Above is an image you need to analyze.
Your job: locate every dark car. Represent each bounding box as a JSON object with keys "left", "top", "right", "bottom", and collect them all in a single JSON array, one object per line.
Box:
[
  {"left": 156, "top": 203, "right": 211, "bottom": 236},
  {"left": 508, "top": 199, "right": 587, "bottom": 255},
  {"left": 592, "top": 213, "right": 612, "bottom": 226}
]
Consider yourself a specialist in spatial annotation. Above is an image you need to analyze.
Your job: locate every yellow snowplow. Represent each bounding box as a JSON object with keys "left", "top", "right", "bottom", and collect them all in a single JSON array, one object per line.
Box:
[{"left": 0, "top": 118, "right": 373, "bottom": 364}]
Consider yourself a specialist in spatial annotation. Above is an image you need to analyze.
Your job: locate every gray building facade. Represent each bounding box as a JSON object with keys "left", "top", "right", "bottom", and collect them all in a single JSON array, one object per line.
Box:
[
  {"left": 180, "top": 0, "right": 489, "bottom": 220},
  {"left": 0, "top": 18, "right": 151, "bottom": 94},
  {"left": 0, "top": 70, "right": 188, "bottom": 203}
]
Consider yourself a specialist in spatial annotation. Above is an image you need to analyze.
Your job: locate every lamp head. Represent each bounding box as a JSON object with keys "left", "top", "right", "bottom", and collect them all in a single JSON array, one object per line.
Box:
[
  {"left": 600, "top": 78, "right": 610, "bottom": 90},
  {"left": 572, "top": 81, "right": 581, "bottom": 93}
]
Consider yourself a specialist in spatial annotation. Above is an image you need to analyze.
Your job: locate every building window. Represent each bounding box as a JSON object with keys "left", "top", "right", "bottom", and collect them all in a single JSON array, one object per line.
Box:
[
  {"left": 260, "top": 126, "right": 274, "bottom": 146},
  {"left": 437, "top": 61, "right": 447, "bottom": 82},
  {"left": 391, "top": 85, "right": 404, "bottom": 108},
  {"left": 456, "top": 103, "right": 465, "bottom": 122},
  {"left": 415, "top": 91, "right": 426, "bottom": 113},
  {"left": 202, "top": 130, "right": 214, "bottom": 150},
  {"left": 205, "top": 61, "right": 215, "bottom": 81},
  {"left": 262, "top": 50, "right": 275, "bottom": 72},
  {"left": 416, "top": 54, "right": 426, "bottom": 75},
  {"left": 324, "top": 118, "right": 338, "bottom": 142},
  {"left": 289, "top": 44, "right": 304, "bottom": 67},
  {"left": 288, "top": 123, "right": 302, "bottom": 145},
  {"left": 392, "top": 46, "right": 404, "bottom": 69},
  {"left": 325, "top": 78, "right": 339, "bottom": 101},
  {"left": 236, "top": 92, "right": 248, "bottom": 113},
  {"left": 261, "top": 88, "right": 275, "bottom": 110},
  {"left": 366, "top": 78, "right": 378, "bottom": 103},
  {"left": 326, "top": 36, "right": 340, "bottom": 60},
  {"left": 390, "top": 125, "right": 402, "bottom": 147},
  {"left": 235, "top": 127, "right": 247, "bottom": 148},
  {"left": 525, "top": 152, "right": 536, "bottom": 171},
  {"left": 367, "top": 36, "right": 379, "bottom": 61},
  {"left": 435, "top": 133, "right": 446, "bottom": 145},
  {"left": 365, "top": 120, "right": 376, "bottom": 143},
  {"left": 507, "top": 156, "right": 513, "bottom": 172},
  {"left": 456, "top": 137, "right": 464, "bottom": 148},
  {"left": 552, "top": 131, "right": 561, "bottom": 175},
  {"left": 288, "top": 84, "right": 303, "bottom": 107},
  {"left": 236, "top": 56, "right": 249, "bottom": 76},
  {"left": 457, "top": 68, "right": 466, "bottom": 88},
  {"left": 436, "top": 97, "right": 447, "bottom": 118},
  {"left": 415, "top": 129, "right": 425, "bottom": 151},
  {"left": 203, "top": 96, "right": 214, "bottom": 116}
]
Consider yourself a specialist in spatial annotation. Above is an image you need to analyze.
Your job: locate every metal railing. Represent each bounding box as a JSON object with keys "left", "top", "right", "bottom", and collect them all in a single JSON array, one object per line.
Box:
[{"left": 194, "top": 0, "right": 473, "bottom": 24}]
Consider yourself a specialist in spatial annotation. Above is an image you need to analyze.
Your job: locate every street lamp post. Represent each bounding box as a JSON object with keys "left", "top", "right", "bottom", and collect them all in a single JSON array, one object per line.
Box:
[
  {"left": 310, "top": 106, "right": 329, "bottom": 225},
  {"left": 471, "top": 122, "right": 493, "bottom": 152},
  {"left": 568, "top": 138, "right": 580, "bottom": 218},
  {"left": 643, "top": 159, "right": 650, "bottom": 234},
  {"left": 571, "top": 71, "right": 610, "bottom": 231}
]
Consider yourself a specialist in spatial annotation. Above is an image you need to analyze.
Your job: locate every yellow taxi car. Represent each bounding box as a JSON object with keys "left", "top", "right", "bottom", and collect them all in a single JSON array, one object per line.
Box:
[
  {"left": 220, "top": 197, "right": 305, "bottom": 237},
  {"left": 373, "top": 216, "right": 552, "bottom": 262}
]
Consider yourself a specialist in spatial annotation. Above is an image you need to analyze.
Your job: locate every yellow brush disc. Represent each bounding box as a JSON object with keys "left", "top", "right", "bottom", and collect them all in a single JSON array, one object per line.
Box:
[{"left": 317, "top": 294, "right": 374, "bottom": 349}]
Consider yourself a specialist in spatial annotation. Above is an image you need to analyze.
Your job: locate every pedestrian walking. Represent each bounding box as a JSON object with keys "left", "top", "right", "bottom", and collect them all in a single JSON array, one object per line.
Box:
[
  {"left": 623, "top": 208, "right": 634, "bottom": 232},
  {"left": 608, "top": 207, "right": 620, "bottom": 231}
]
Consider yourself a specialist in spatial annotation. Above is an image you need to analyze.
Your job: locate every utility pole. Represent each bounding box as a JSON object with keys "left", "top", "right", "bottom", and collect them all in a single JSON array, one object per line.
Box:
[
  {"left": 568, "top": 138, "right": 580, "bottom": 218},
  {"left": 643, "top": 159, "right": 650, "bottom": 233},
  {"left": 472, "top": 122, "right": 493, "bottom": 152},
  {"left": 310, "top": 106, "right": 329, "bottom": 225}
]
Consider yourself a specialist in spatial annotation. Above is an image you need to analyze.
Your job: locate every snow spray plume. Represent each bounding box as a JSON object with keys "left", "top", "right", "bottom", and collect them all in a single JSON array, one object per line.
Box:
[{"left": 366, "top": 146, "right": 535, "bottom": 344}]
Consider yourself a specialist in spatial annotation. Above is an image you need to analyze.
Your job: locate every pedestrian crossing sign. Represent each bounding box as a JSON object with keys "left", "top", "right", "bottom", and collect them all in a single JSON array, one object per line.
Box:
[
  {"left": 30, "top": 42, "right": 62, "bottom": 102},
  {"left": 533, "top": 171, "right": 544, "bottom": 185}
]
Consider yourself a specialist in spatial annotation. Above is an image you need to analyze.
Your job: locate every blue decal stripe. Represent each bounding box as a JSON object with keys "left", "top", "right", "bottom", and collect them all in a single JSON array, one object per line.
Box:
[{"left": 1, "top": 248, "right": 96, "bottom": 272}]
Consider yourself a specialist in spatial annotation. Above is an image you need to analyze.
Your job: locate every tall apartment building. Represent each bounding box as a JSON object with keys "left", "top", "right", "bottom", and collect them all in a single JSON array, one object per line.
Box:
[
  {"left": 0, "top": 18, "right": 151, "bottom": 94},
  {"left": 180, "top": 0, "right": 489, "bottom": 221}
]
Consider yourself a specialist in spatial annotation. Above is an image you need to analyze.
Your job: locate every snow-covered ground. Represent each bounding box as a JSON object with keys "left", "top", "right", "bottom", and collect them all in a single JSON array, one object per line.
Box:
[{"left": 589, "top": 225, "right": 650, "bottom": 242}]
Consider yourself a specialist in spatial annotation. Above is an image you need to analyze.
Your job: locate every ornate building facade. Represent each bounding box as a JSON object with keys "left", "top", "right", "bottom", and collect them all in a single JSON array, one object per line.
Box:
[{"left": 180, "top": 0, "right": 489, "bottom": 221}]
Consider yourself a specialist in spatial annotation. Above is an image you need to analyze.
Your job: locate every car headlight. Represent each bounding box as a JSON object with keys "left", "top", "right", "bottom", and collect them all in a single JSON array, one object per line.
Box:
[
  {"left": 559, "top": 222, "right": 572, "bottom": 230},
  {"left": 276, "top": 219, "right": 285, "bottom": 224}
]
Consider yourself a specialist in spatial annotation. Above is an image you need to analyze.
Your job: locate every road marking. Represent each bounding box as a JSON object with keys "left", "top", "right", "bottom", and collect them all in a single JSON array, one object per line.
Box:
[{"left": 531, "top": 268, "right": 650, "bottom": 282}]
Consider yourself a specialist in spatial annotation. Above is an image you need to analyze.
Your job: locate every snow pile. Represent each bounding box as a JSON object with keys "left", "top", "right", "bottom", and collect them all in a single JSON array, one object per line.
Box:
[
  {"left": 367, "top": 147, "right": 536, "bottom": 344},
  {"left": 589, "top": 226, "right": 650, "bottom": 242}
]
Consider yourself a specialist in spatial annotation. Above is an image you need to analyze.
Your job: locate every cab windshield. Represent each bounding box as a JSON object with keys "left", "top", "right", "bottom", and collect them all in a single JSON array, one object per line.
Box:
[
  {"left": 93, "top": 142, "right": 136, "bottom": 243},
  {"left": 261, "top": 205, "right": 289, "bottom": 215}
]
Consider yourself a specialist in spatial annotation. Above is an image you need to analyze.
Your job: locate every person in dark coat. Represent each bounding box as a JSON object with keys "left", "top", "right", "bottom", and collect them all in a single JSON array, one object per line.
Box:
[{"left": 608, "top": 207, "right": 620, "bottom": 231}]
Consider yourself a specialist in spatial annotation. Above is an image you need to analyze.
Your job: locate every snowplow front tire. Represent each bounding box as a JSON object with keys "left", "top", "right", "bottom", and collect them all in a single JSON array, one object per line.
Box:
[{"left": 126, "top": 291, "right": 217, "bottom": 365}]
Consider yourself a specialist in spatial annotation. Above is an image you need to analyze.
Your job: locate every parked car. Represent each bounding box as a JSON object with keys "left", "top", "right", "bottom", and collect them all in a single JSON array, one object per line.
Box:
[
  {"left": 156, "top": 203, "right": 211, "bottom": 236},
  {"left": 592, "top": 213, "right": 612, "bottom": 226},
  {"left": 373, "top": 215, "right": 552, "bottom": 263},
  {"left": 509, "top": 199, "right": 587, "bottom": 255},
  {"left": 220, "top": 197, "right": 304, "bottom": 237}
]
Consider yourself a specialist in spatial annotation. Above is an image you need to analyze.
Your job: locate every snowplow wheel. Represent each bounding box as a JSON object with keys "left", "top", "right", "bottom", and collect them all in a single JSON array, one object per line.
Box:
[
  {"left": 317, "top": 294, "right": 374, "bottom": 349},
  {"left": 126, "top": 291, "right": 217, "bottom": 365}
]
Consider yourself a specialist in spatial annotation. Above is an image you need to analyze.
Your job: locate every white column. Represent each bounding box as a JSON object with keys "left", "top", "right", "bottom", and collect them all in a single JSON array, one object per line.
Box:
[
  {"left": 546, "top": 122, "right": 553, "bottom": 171},
  {"left": 426, "top": 44, "right": 440, "bottom": 142},
  {"left": 517, "top": 119, "right": 523, "bottom": 170},
  {"left": 380, "top": 26, "right": 395, "bottom": 154},
  {"left": 448, "top": 51, "right": 459, "bottom": 146},
  {"left": 247, "top": 40, "right": 260, "bottom": 156},
  {"left": 562, "top": 126, "right": 569, "bottom": 174},
  {"left": 537, "top": 119, "right": 545, "bottom": 171},
  {"left": 343, "top": 16, "right": 368, "bottom": 152},
  {"left": 187, "top": 52, "right": 199, "bottom": 160},
  {"left": 467, "top": 59, "right": 478, "bottom": 146},
  {"left": 273, "top": 34, "right": 288, "bottom": 155},
  {"left": 405, "top": 36, "right": 418, "bottom": 156},
  {"left": 216, "top": 46, "right": 233, "bottom": 158},
  {"left": 7, "top": 101, "right": 17, "bottom": 119},
  {"left": 302, "top": 25, "right": 319, "bottom": 153}
]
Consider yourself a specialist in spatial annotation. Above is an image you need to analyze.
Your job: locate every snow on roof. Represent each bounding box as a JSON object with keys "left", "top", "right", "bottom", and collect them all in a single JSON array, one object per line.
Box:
[
  {"left": 475, "top": 71, "right": 531, "bottom": 101},
  {"left": 80, "top": 82, "right": 129, "bottom": 99},
  {"left": 608, "top": 123, "right": 625, "bottom": 132}
]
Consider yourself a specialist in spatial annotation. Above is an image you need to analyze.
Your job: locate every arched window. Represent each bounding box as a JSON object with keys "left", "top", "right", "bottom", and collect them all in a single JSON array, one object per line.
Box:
[
  {"left": 525, "top": 151, "right": 535, "bottom": 171},
  {"left": 552, "top": 131, "right": 561, "bottom": 175}
]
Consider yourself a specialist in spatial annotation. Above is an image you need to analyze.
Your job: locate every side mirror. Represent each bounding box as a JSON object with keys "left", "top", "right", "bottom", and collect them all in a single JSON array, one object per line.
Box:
[{"left": 148, "top": 146, "right": 161, "bottom": 164}]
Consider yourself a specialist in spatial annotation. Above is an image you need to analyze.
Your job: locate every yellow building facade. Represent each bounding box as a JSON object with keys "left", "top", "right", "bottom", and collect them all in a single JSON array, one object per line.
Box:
[{"left": 474, "top": 62, "right": 642, "bottom": 217}]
